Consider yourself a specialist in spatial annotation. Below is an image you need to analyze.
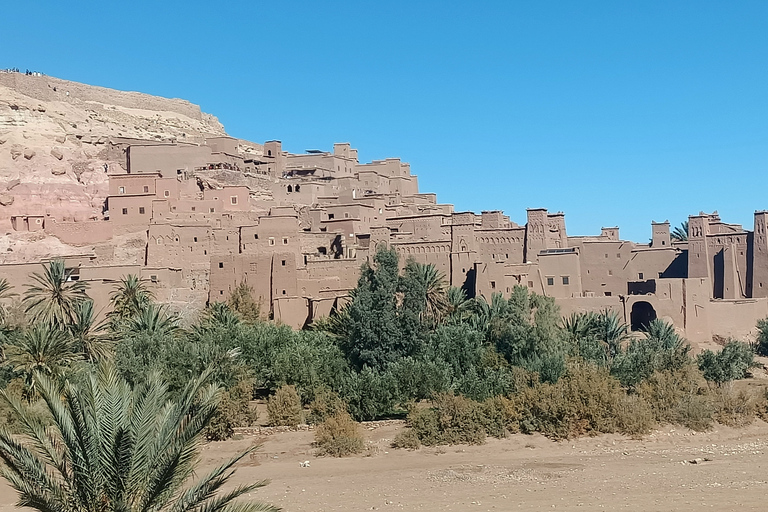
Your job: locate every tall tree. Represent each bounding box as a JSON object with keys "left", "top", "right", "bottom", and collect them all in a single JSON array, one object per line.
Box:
[
  {"left": 340, "top": 247, "right": 422, "bottom": 370},
  {"left": 109, "top": 274, "right": 154, "bottom": 321},
  {"left": 227, "top": 282, "right": 262, "bottom": 323},
  {"left": 0, "top": 365, "right": 278, "bottom": 512},
  {"left": 403, "top": 261, "right": 449, "bottom": 323},
  {"left": 23, "top": 260, "right": 89, "bottom": 326}
]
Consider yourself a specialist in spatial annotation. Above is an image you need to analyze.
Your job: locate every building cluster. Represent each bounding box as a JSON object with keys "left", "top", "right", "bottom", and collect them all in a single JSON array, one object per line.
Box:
[{"left": 4, "top": 136, "right": 768, "bottom": 343}]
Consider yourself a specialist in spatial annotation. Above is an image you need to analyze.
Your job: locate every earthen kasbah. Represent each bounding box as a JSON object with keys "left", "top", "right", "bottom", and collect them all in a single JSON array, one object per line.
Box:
[{"left": 0, "top": 72, "right": 765, "bottom": 344}]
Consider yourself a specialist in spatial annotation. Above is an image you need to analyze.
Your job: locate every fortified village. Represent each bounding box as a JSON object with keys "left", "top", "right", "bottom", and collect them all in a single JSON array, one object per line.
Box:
[{"left": 0, "top": 72, "right": 765, "bottom": 345}]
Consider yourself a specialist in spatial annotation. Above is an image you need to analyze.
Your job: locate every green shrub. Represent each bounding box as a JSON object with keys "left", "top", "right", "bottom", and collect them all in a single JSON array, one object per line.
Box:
[
  {"left": 697, "top": 341, "right": 755, "bottom": 385},
  {"left": 314, "top": 410, "right": 365, "bottom": 457},
  {"left": 205, "top": 378, "right": 258, "bottom": 441},
  {"left": 391, "top": 428, "right": 421, "bottom": 449},
  {"left": 267, "top": 385, "right": 302, "bottom": 427},
  {"left": 340, "top": 366, "right": 399, "bottom": 421},
  {"left": 756, "top": 318, "right": 768, "bottom": 356},
  {"left": 306, "top": 388, "right": 347, "bottom": 425},
  {"left": 611, "top": 320, "right": 691, "bottom": 388}
]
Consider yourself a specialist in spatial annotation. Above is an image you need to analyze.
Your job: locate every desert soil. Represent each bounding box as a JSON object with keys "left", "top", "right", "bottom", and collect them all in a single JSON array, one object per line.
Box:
[{"left": 3, "top": 418, "right": 766, "bottom": 511}]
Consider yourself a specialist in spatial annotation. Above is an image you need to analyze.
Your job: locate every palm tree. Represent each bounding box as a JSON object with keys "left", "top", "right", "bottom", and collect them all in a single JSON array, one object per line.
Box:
[
  {"left": 69, "top": 299, "right": 114, "bottom": 362},
  {"left": 0, "top": 365, "right": 278, "bottom": 512},
  {"left": 125, "top": 303, "right": 180, "bottom": 337},
  {"left": 23, "top": 260, "right": 89, "bottom": 326},
  {"left": 0, "top": 278, "right": 17, "bottom": 325},
  {"left": 109, "top": 274, "right": 154, "bottom": 321},
  {"left": 3, "top": 323, "right": 77, "bottom": 396},
  {"left": 445, "top": 286, "right": 471, "bottom": 323},
  {"left": 671, "top": 221, "right": 689, "bottom": 242},
  {"left": 406, "top": 262, "right": 449, "bottom": 322},
  {"left": 198, "top": 302, "right": 242, "bottom": 332}
]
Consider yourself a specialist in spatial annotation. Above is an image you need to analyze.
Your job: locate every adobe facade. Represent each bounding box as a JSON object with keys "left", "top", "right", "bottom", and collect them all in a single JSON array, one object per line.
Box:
[{"left": 3, "top": 134, "right": 768, "bottom": 344}]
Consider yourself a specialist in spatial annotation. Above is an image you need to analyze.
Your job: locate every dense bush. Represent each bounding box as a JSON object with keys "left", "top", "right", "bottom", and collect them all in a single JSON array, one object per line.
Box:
[
  {"left": 314, "top": 410, "right": 365, "bottom": 457},
  {"left": 514, "top": 359, "right": 654, "bottom": 439},
  {"left": 205, "top": 378, "right": 258, "bottom": 441},
  {"left": 610, "top": 320, "right": 690, "bottom": 387},
  {"left": 697, "top": 341, "right": 755, "bottom": 385},
  {"left": 756, "top": 318, "right": 768, "bottom": 356},
  {"left": 636, "top": 367, "right": 713, "bottom": 431},
  {"left": 306, "top": 388, "right": 347, "bottom": 425},
  {"left": 267, "top": 384, "right": 303, "bottom": 427},
  {"left": 711, "top": 386, "right": 758, "bottom": 427}
]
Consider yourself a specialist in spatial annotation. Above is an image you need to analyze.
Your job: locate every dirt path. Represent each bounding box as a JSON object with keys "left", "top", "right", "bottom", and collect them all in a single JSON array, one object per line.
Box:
[{"left": 0, "top": 421, "right": 766, "bottom": 511}]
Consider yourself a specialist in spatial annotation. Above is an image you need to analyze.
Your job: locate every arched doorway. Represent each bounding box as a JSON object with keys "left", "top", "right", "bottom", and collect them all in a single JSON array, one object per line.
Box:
[{"left": 630, "top": 301, "right": 657, "bottom": 331}]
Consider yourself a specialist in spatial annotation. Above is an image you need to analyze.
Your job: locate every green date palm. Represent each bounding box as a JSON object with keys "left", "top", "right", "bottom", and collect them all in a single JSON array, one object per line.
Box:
[
  {"left": 23, "top": 260, "right": 89, "bottom": 326},
  {"left": 0, "top": 365, "right": 278, "bottom": 512}
]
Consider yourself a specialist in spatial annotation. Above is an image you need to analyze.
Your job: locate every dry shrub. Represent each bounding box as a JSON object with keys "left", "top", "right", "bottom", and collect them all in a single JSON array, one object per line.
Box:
[
  {"left": 614, "top": 394, "right": 655, "bottom": 438},
  {"left": 206, "top": 378, "right": 259, "bottom": 441},
  {"left": 513, "top": 359, "right": 648, "bottom": 439},
  {"left": 637, "top": 366, "right": 713, "bottom": 431},
  {"left": 408, "top": 394, "right": 487, "bottom": 446},
  {"left": 392, "top": 428, "right": 421, "bottom": 449},
  {"left": 314, "top": 410, "right": 364, "bottom": 457},
  {"left": 712, "top": 386, "right": 757, "bottom": 427},
  {"left": 306, "top": 388, "right": 346, "bottom": 425},
  {"left": 267, "top": 384, "right": 302, "bottom": 427}
]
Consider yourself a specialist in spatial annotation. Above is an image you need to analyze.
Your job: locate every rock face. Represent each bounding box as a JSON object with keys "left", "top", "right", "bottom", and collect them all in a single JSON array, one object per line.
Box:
[{"left": 0, "top": 72, "right": 229, "bottom": 262}]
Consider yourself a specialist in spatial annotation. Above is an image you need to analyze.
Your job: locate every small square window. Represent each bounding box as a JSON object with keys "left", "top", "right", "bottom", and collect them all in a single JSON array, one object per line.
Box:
[
  {"left": 604, "top": 253, "right": 608, "bottom": 258},
  {"left": 608, "top": 270, "right": 613, "bottom": 276},
  {"left": 218, "top": 262, "right": 224, "bottom": 268},
  {"left": 269, "top": 237, "right": 275, "bottom": 246},
  {"left": 562, "top": 276, "right": 569, "bottom": 285},
  {"left": 143, "top": 186, "right": 149, "bottom": 193},
  {"left": 528, "top": 281, "right": 534, "bottom": 288},
  {"left": 118, "top": 187, "right": 125, "bottom": 194},
  {"left": 191, "top": 206, "right": 196, "bottom": 212},
  {"left": 616, "top": 253, "right": 621, "bottom": 258},
  {"left": 139, "top": 207, "right": 145, "bottom": 214},
  {"left": 605, "top": 291, "right": 612, "bottom": 297},
  {"left": 220, "top": 290, "right": 224, "bottom": 295},
  {"left": 164, "top": 190, "right": 170, "bottom": 197},
  {"left": 210, "top": 208, "right": 215, "bottom": 213},
  {"left": 490, "top": 281, "right": 496, "bottom": 289},
  {"left": 230, "top": 196, "right": 238, "bottom": 205},
  {"left": 328, "top": 213, "right": 335, "bottom": 220},
  {"left": 281, "top": 260, "right": 286, "bottom": 266},
  {"left": 150, "top": 275, "right": 157, "bottom": 283},
  {"left": 638, "top": 272, "right": 644, "bottom": 280},
  {"left": 283, "top": 237, "right": 289, "bottom": 245},
  {"left": 546, "top": 277, "right": 554, "bottom": 286},
  {"left": 121, "top": 208, "right": 128, "bottom": 215},
  {"left": 281, "top": 290, "right": 286, "bottom": 295},
  {"left": 254, "top": 234, "right": 258, "bottom": 239},
  {"left": 193, "top": 237, "right": 198, "bottom": 242}
]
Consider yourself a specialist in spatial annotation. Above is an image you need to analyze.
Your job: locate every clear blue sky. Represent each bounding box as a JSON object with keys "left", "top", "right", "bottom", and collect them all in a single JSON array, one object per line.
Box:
[{"left": 3, "top": 1, "right": 766, "bottom": 241}]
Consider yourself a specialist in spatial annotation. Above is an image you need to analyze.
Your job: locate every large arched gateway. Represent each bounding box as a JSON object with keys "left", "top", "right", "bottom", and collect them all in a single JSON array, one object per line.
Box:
[{"left": 630, "top": 301, "right": 657, "bottom": 331}]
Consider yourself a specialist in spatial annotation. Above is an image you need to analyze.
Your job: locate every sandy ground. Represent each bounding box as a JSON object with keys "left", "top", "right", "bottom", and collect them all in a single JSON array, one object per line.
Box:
[{"left": 1, "top": 415, "right": 767, "bottom": 511}]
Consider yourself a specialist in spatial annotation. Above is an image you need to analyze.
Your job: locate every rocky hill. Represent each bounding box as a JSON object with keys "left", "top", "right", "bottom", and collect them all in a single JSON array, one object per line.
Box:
[{"left": 0, "top": 72, "right": 231, "bottom": 262}]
